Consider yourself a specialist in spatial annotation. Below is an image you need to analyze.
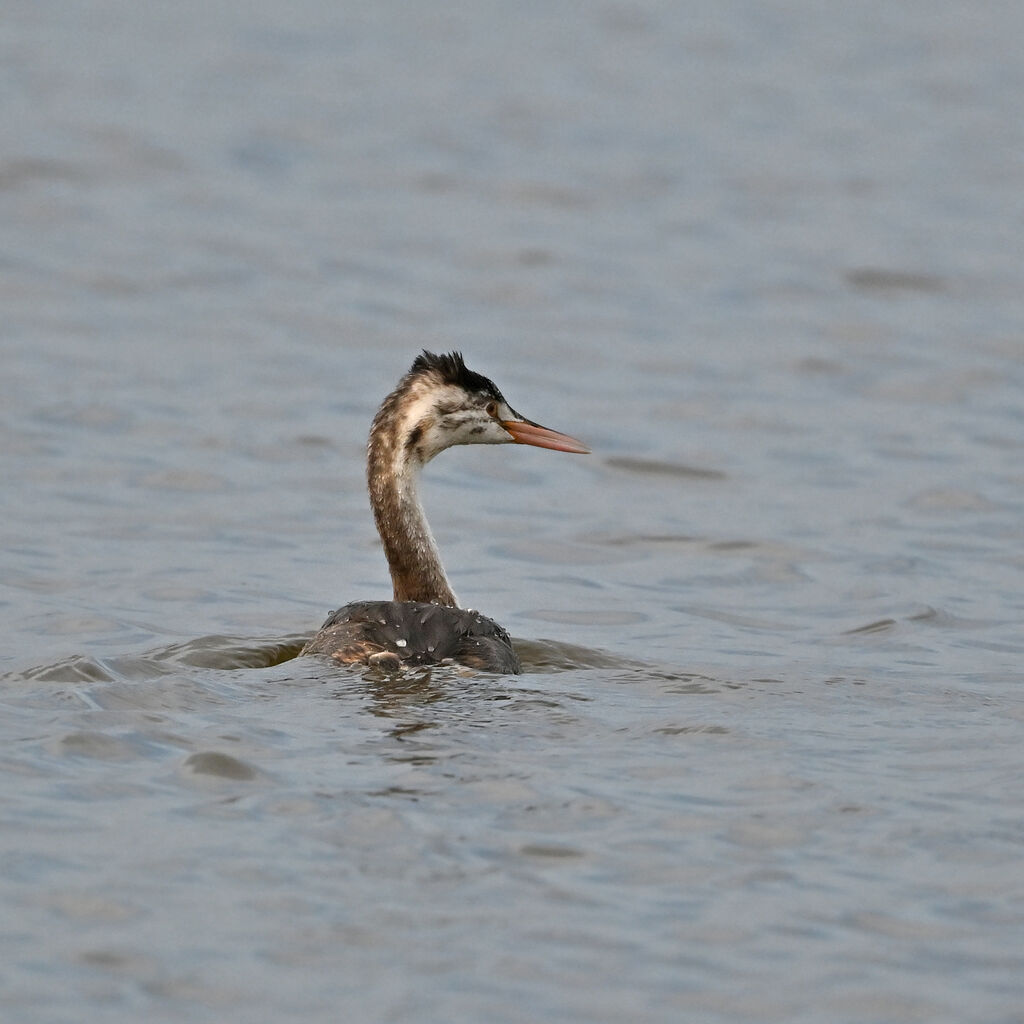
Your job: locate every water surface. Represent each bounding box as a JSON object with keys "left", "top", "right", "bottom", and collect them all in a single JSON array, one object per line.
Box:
[{"left": 3, "top": 2, "right": 1024, "bottom": 1021}]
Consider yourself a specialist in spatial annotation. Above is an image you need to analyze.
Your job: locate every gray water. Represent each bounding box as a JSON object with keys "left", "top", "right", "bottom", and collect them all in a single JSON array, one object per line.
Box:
[{"left": 3, "top": 2, "right": 1024, "bottom": 1021}]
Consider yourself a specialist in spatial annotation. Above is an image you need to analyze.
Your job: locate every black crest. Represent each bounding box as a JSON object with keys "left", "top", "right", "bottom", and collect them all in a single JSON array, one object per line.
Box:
[{"left": 410, "top": 350, "right": 504, "bottom": 401}]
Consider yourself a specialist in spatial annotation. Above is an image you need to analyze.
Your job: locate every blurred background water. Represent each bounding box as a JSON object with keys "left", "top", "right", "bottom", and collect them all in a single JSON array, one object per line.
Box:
[{"left": 2, "top": 1, "right": 1023, "bottom": 1021}]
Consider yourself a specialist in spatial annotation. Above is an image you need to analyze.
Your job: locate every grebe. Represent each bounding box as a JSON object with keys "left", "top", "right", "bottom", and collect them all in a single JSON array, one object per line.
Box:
[{"left": 302, "top": 351, "right": 589, "bottom": 673}]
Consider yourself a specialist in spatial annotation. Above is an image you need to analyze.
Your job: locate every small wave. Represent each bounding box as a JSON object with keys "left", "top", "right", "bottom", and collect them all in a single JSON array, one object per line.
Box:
[
  {"left": 6, "top": 654, "right": 124, "bottom": 684},
  {"left": 604, "top": 456, "right": 726, "bottom": 480},
  {"left": 147, "top": 634, "right": 308, "bottom": 670},
  {"left": 6, "top": 635, "right": 669, "bottom": 685},
  {"left": 513, "top": 638, "right": 641, "bottom": 673},
  {"left": 4, "top": 634, "right": 309, "bottom": 684}
]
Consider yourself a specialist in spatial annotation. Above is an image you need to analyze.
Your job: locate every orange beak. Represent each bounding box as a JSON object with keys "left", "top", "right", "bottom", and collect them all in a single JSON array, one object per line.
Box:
[{"left": 501, "top": 418, "right": 590, "bottom": 454}]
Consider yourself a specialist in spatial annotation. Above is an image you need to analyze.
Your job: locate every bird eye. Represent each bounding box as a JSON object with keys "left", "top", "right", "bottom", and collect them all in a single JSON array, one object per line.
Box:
[{"left": 485, "top": 401, "right": 499, "bottom": 417}]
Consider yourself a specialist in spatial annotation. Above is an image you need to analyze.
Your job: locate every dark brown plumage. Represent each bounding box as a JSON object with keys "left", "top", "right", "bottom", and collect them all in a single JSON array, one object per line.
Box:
[{"left": 302, "top": 600, "right": 520, "bottom": 673}]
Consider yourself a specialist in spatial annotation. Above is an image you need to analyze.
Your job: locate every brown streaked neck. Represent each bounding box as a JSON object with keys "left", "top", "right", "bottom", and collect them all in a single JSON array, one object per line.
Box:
[{"left": 366, "top": 405, "right": 458, "bottom": 608}]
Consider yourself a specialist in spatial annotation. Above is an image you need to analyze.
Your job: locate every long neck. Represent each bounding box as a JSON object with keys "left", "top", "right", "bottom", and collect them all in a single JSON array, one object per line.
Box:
[{"left": 367, "top": 417, "right": 458, "bottom": 607}]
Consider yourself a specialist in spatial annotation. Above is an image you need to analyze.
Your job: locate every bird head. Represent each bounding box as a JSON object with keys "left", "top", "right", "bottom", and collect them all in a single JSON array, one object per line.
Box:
[{"left": 395, "top": 350, "right": 589, "bottom": 464}]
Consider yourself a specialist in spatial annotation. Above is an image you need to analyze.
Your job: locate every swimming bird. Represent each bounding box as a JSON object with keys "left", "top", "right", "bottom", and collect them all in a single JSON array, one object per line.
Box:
[{"left": 302, "top": 351, "right": 589, "bottom": 673}]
